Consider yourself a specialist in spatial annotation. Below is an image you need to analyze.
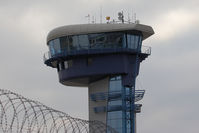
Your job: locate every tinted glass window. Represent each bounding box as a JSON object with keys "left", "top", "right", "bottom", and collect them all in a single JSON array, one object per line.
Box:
[
  {"left": 68, "top": 36, "right": 75, "bottom": 50},
  {"left": 87, "top": 58, "right": 92, "bottom": 65},
  {"left": 107, "top": 76, "right": 122, "bottom": 133},
  {"left": 64, "top": 61, "right": 68, "bottom": 69},
  {"left": 109, "top": 79, "right": 122, "bottom": 92},
  {"left": 60, "top": 37, "right": 68, "bottom": 51},
  {"left": 127, "top": 34, "right": 140, "bottom": 49},
  {"left": 78, "top": 35, "right": 89, "bottom": 49},
  {"left": 106, "top": 33, "right": 123, "bottom": 48},
  {"left": 48, "top": 32, "right": 141, "bottom": 57},
  {"left": 68, "top": 60, "right": 73, "bottom": 67},
  {"left": 108, "top": 111, "right": 122, "bottom": 132},
  {"left": 88, "top": 33, "right": 104, "bottom": 49},
  {"left": 109, "top": 100, "right": 122, "bottom": 106},
  {"left": 49, "top": 39, "right": 61, "bottom": 56},
  {"left": 58, "top": 62, "right": 62, "bottom": 71},
  {"left": 62, "top": 60, "right": 73, "bottom": 69},
  {"left": 72, "top": 36, "right": 79, "bottom": 50},
  {"left": 138, "top": 36, "right": 142, "bottom": 50}
]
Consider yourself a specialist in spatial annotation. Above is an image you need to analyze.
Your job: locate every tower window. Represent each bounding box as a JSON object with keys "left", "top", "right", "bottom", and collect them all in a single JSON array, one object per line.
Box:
[
  {"left": 87, "top": 58, "right": 92, "bottom": 65},
  {"left": 64, "top": 60, "right": 73, "bottom": 69},
  {"left": 57, "top": 62, "right": 62, "bottom": 71},
  {"left": 58, "top": 62, "right": 65, "bottom": 71},
  {"left": 64, "top": 61, "right": 68, "bottom": 69},
  {"left": 68, "top": 60, "right": 73, "bottom": 67}
]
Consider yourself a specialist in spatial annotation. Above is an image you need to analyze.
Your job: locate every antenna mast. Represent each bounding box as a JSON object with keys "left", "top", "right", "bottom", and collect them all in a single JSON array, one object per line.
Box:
[
  {"left": 134, "top": 13, "right": 137, "bottom": 22},
  {"left": 92, "top": 16, "right": 95, "bottom": 24},
  {"left": 85, "top": 14, "right": 90, "bottom": 24},
  {"left": 128, "top": 12, "right": 130, "bottom": 23},
  {"left": 100, "top": 6, "right": 102, "bottom": 23},
  {"left": 118, "top": 11, "right": 124, "bottom": 23}
]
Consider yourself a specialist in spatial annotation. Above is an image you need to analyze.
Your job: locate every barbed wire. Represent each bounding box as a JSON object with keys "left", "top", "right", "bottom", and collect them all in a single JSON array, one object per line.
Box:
[{"left": 0, "top": 89, "right": 117, "bottom": 133}]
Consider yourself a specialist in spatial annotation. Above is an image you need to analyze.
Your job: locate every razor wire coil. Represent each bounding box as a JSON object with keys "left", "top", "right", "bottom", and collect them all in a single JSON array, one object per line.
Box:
[{"left": 0, "top": 89, "right": 117, "bottom": 133}]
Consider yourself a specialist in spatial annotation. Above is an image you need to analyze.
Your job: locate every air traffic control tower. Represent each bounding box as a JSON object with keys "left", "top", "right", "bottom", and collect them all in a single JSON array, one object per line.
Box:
[{"left": 44, "top": 21, "right": 154, "bottom": 133}]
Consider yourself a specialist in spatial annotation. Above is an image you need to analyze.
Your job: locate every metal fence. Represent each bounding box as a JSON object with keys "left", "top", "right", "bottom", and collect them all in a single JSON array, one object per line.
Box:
[{"left": 0, "top": 89, "right": 117, "bottom": 133}]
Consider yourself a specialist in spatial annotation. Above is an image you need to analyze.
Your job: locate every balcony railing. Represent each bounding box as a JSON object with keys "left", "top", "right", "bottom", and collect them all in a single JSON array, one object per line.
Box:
[
  {"left": 43, "top": 51, "right": 51, "bottom": 62},
  {"left": 43, "top": 45, "right": 151, "bottom": 62},
  {"left": 94, "top": 104, "right": 142, "bottom": 113},
  {"left": 90, "top": 90, "right": 145, "bottom": 103},
  {"left": 141, "top": 45, "right": 151, "bottom": 55}
]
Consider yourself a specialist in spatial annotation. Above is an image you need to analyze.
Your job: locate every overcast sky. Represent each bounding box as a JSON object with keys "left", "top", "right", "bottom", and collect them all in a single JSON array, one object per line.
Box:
[{"left": 0, "top": 0, "right": 199, "bottom": 133}]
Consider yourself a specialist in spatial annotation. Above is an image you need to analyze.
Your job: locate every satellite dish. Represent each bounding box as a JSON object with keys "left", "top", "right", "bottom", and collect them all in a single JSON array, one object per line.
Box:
[
  {"left": 118, "top": 12, "right": 124, "bottom": 23},
  {"left": 118, "top": 12, "right": 123, "bottom": 16}
]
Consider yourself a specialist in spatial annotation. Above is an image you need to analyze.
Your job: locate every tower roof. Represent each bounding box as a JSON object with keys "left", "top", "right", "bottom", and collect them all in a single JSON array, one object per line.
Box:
[{"left": 47, "top": 23, "right": 154, "bottom": 42}]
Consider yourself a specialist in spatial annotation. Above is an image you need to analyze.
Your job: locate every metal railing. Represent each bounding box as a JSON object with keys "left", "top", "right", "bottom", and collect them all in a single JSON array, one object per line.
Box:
[
  {"left": 141, "top": 45, "right": 151, "bottom": 55},
  {"left": 43, "top": 45, "right": 151, "bottom": 62},
  {"left": 90, "top": 90, "right": 145, "bottom": 102},
  {"left": 94, "top": 104, "right": 142, "bottom": 113},
  {"left": 43, "top": 51, "right": 51, "bottom": 62}
]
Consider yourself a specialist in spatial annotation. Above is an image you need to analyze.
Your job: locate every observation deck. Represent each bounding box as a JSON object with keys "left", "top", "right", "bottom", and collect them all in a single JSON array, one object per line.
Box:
[{"left": 44, "top": 23, "right": 153, "bottom": 67}]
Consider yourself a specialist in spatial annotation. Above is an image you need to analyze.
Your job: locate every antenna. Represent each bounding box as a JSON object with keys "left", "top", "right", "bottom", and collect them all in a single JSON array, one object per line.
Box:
[
  {"left": 92, "top": 16, "right": 95, "bottom": 24},
  {"left": 134, "top": 13, "right": 137, "bottom": 23},
  {"left": 132, "top": 9, "right": 134, "bottom": 23},
  {"left": 118, "top": 11, "right": 124, "bottom": 23},
  {"left": 85, "top": 14, "right": 90, "bottom": 24},
  {"left": 100, "top": 6, "right": 102, "bottom": 23},
  {"left": 128, "top": 12, "right": 130, "bottom": 23}
]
